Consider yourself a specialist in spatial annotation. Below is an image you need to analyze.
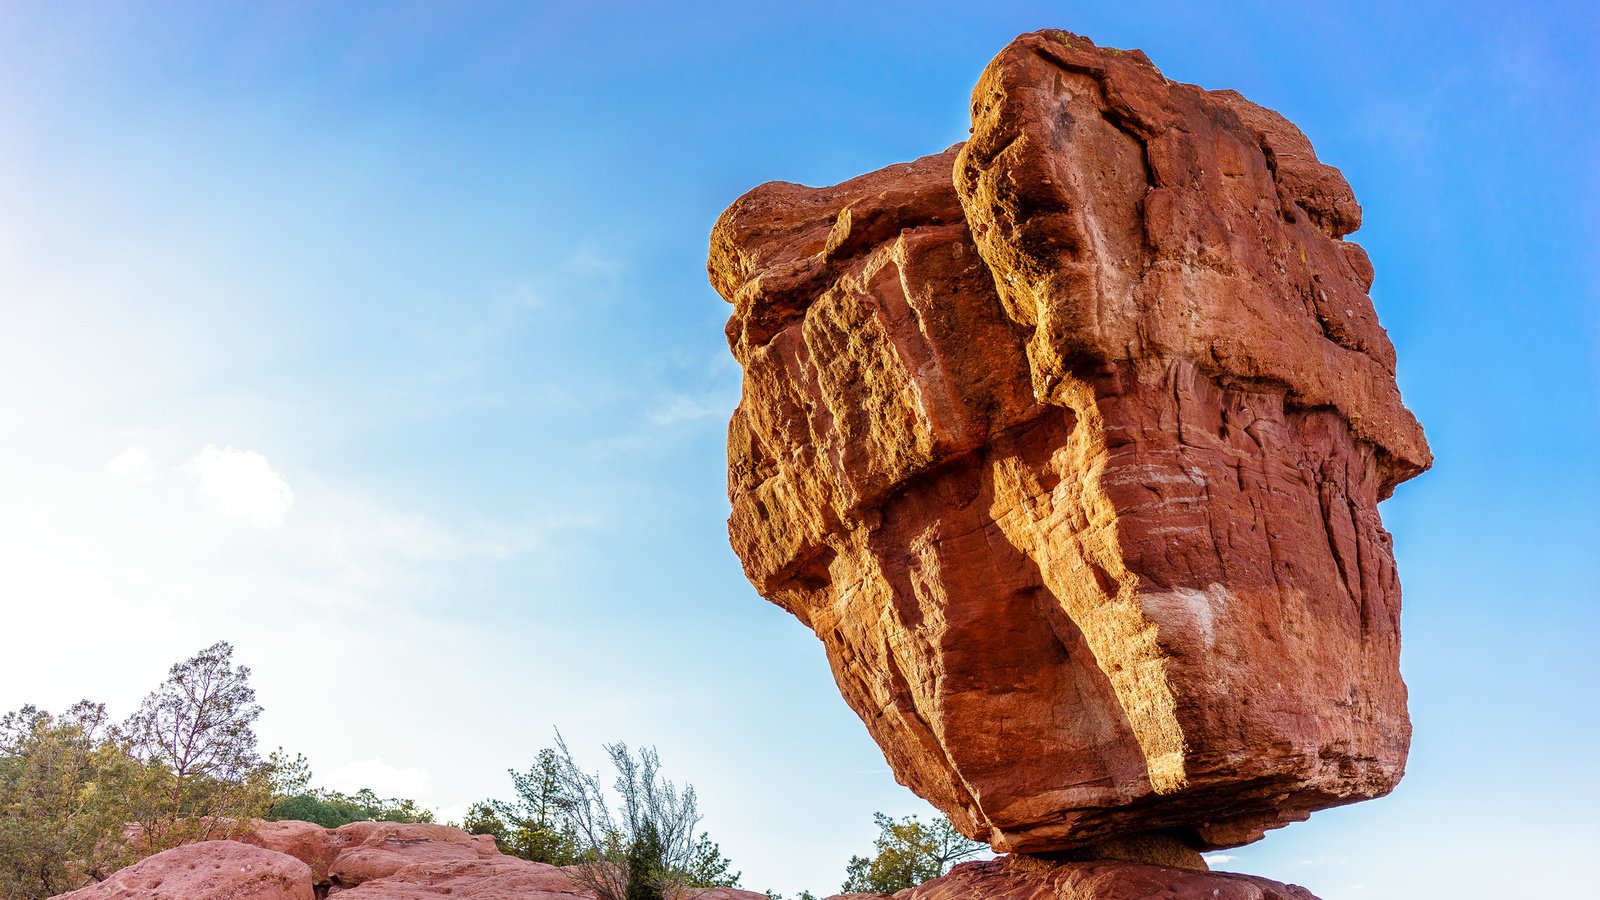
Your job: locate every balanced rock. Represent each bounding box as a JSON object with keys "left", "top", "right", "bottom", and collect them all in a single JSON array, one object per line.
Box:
[{"left": 711, "top": 29, "right": 1429, "bottom": 854}]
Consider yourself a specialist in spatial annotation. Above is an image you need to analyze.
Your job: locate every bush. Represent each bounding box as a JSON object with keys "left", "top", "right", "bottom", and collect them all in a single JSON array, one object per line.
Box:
[
  {"left": 465, "top": 735, "right": 739, "bottom": 900},
  {"left": 550, "top": 735, "right": 739, "bottom": 899},
  {"left": 839, "top": 811, "right": 984, "bottom": 894},
  {"left": 264, "top": 749, "right": 433, "bottom": 826},
  {"left": 268, "top": 788, "right": 434, "bottom": 827}
]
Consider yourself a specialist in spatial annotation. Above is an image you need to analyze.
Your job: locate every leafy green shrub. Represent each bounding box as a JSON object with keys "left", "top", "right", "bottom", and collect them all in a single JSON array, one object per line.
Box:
[{"left": 840, "top": 812, "right": 984, "bottom": 894}]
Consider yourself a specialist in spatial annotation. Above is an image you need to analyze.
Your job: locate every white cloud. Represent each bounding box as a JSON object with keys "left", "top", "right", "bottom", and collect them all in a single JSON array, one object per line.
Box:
[
  {"left": 105, "top": 446, "right": 157, "bottom": 484},
  {"left": 1203, "top": 853, "right": 1240, "bottom": 866},
  {"left": 184, "top": 444, "right": 293, "bottom": 527},
  {"left": 321, "top": 757, "right": 433, "bottom": 799}
]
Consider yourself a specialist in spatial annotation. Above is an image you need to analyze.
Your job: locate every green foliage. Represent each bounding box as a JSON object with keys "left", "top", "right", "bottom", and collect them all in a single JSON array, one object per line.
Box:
[
  {"left": 0, "top": 644, "right": 434, "bottom": 900},
  {"left": 267, "top": 787, "right": 434, "bottom": 827},
  {"left": 0, "top": 703, "right": 145, "bottom": 899},
  {"left": 267, "top": 749, "right": 313, "bottom": 798},
  {"left": 264, "top": 748, "right": 433, "bottom": 827},
  {"left": 839, "top": 812, "right": 984, "bottom": 894},
  {"left": 680, "top": 832, "right": 739, "bottom": 889},
  {"left": 462, "top": 748, "right": 579, "bottom": 865},
  {"left": 764, "top": 892, "right": 818, "bottom": 900},
  {"left": 624, "top": 821, "right": 666, "bottom": 900}
]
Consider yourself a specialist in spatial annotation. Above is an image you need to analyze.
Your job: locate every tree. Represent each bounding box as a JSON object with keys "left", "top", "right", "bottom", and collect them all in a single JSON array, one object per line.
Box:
[
  {"left": 0, "top": 702, "right": 145, "bottom": 899},
  {"left": 839, "top": 812, "right": 984, "bottom": 894},
  {"left": 545, "top": 734, "right": 740, "bottom": 900},
  {"left": 463, "top": 748, "right": 580, "bottom": 864},
  {"left": 624, "top": 821, "right": 666, "bottom": 900},
  {"left": 121, "top": 641, "right": 273, "bottom": 848}
]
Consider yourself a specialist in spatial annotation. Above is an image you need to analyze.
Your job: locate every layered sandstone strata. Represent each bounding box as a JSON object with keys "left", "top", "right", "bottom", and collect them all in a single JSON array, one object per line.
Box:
[{"left": 712, "top": 30, "right": 1429, "bottom": 855}]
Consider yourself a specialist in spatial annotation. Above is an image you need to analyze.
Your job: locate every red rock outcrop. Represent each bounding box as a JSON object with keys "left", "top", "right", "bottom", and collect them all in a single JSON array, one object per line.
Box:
[
  {"left": 325, "top": 822, "right": 501, "bottom": 889},
  {"left": 712, "top": 29, "right": 1429, "bottom": 856},
  {"left": 56, "top": 821, "right": 770, "bottom": 900},
  {"left": 238, "top": 820, "right": 343, "bottom": 884},
  {"left": 51, "top": 840, "right": 314, "bottom": 900},
  {"left": 333, "top": 858, "right": 581, "bottom": 900},
  {"left": 828, "top": 856, "right": 1319, "bottom": 900},
  {"left": 339, "top": 857, "right": 766, "bottom": 900}
]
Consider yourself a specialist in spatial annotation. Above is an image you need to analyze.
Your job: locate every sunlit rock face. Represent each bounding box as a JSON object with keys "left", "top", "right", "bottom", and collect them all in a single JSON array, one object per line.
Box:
[{"left": 710, "top": 29, "right": 1430, "bottom": 856}]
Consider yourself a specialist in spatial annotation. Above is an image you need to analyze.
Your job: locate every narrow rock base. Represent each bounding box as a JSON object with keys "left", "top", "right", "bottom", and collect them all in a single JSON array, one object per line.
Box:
[{"left": 873, "top": 856, "right": 1320, "bottom": 900}]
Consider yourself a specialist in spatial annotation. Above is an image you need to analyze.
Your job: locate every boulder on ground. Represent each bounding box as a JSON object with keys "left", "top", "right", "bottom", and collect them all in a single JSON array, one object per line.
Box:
[
  {"left": 337, "top": 856, "right": 770, "bottom": 900},
  {"left": 324, "top": 822, "right": 500, "bottom": 890},
  {"left": 238, "top": 819, "right": 344, "bottom": 884},
  {"left": 49, "top": 840, "right": 313, "bottom": 900}
]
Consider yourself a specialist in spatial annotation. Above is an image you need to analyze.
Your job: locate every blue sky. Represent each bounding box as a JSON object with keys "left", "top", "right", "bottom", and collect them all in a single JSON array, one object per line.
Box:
[{"left": 1, "top": 2, "right": 1595, "bottom": 897}]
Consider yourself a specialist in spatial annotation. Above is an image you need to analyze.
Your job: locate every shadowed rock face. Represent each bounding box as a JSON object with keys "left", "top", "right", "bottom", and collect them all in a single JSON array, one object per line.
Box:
[
  {"left": 839, "top": 856, "right": 1323, "bottom": 900},
  {"left": 710, "top": 30, "right": 1429, "bottom": 855}
]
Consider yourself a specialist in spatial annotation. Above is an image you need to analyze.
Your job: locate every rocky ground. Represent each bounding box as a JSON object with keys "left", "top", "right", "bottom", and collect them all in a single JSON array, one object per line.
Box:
[{"left": 50, "top": 820, "right": 1320, "bottom": 900}]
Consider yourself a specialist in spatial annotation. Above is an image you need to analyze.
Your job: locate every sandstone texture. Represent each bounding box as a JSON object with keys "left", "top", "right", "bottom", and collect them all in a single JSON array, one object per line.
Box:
[
  {"left": 829, "top": 856, "right": 1320, "bottom": 900},
  {"left": 324, "top": 822, "right": 501, "bottom": 889},
  {"left": 712, "top": 29, "right": 1429, "bottom": 855},
  {"left": 51, "top": 840, "right": 314, "bottom": 900}
]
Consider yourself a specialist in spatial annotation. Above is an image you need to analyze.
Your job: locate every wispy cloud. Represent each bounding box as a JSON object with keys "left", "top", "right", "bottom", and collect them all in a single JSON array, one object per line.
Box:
[
  {"left": 105, "top": 446, "right": 157, "bottom": 484},
  {"left": 646, "top": 390, "right": 734, "bottom": 427}
]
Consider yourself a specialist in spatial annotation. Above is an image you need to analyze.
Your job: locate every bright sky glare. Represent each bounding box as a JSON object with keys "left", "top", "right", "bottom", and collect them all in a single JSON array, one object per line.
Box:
[{"left": 1, "top": 3, "right": 1596, "bottom": 898}]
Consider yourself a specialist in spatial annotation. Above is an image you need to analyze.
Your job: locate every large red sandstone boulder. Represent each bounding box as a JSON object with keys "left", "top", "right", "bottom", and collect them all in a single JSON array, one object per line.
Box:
[
  {"left": 50, "top": 840, "right": 313, "bottom": 900},
  {"left": 711, "top": 29, "right": 1429, "bottom": 855},
  {"left": 324, "top": 822, "right": 501, "bottom": 889},
  {"left": 826, "top": 857, "right": 1319, "bottom": 900},
  {"left": 152, "top": 819, "right": 507, "bottom": 893},
  {"left": 334, "top": 858, "right": 575, "bottom": 899},
  {"left": 238, "top": 819, "right": 344, "bottom": 884}
]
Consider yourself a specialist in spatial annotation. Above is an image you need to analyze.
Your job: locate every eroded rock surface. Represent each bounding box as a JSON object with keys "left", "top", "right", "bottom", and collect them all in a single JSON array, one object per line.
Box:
[
  {"left": 51, "top": 841, "right": 314, "bottom": 900},
  {"left": 326, "top": 822, "right": 501, "bottom": 890},
  {"left": 712, "top": 29, "right": 1429, "bottom": 855}
]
